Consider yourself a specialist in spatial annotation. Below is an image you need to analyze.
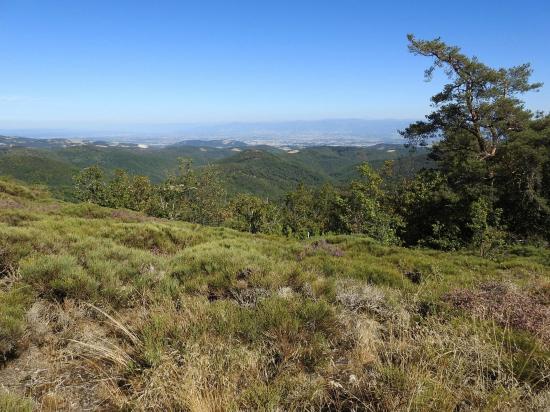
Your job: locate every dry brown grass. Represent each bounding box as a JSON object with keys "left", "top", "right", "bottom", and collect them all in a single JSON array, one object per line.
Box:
[
  {"left": 3, "top": 288, "right": 550, "bottom": 411},
  {"left": 445, "top": 281, "right": 550, "bottom": 345}
]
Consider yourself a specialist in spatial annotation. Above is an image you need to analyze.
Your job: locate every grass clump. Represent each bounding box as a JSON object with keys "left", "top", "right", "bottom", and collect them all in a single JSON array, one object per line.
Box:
[
  {"left": 0, "top": 286, "right": 33, "bottom": 360},
  {"left": 20, "top": 254, "right": 98, "bottom": 302},
  {"left": 0, "top": 392, "right": 33, "bottom": 412}
]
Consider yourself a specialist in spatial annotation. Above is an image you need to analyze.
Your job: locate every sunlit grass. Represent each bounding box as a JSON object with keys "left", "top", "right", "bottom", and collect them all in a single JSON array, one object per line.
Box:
[{"left": 1, "top": 177, "right": 549, "bottom": 410}]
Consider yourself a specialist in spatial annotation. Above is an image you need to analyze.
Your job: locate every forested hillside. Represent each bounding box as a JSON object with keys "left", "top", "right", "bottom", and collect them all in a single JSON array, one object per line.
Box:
[{"left": 0, "top": 140, "right": 428, "bottom": 199}]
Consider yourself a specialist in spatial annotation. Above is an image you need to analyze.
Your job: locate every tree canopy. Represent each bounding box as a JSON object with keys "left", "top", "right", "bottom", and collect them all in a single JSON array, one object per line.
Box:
[{"left": 401, "top": 34, "right": 542, "bottom": 160}]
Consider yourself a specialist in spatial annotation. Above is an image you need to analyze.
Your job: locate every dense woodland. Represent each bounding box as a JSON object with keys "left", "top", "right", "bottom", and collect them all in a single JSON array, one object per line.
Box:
[{"left": 73, "top": 36, "right": 550, "bottom": 255}]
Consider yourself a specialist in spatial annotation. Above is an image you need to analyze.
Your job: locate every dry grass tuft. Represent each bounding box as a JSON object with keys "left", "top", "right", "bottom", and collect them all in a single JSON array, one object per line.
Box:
[
  {"left": 445, "top": 281, "right": 550, "bottom": 344},
  {"left": 299, "top": 239, "right": 345, "bottom": 259}
]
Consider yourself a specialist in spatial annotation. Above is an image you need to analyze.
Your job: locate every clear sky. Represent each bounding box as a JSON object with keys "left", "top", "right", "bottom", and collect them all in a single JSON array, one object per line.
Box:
[{"left": 0, "top": 0, "right": 549, "bottom": 127}]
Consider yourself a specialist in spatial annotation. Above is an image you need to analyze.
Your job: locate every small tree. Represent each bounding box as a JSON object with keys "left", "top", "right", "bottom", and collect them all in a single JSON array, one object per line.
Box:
[
  {"left": 228, "top": 194, "right": 282, "bottom": 234},
  {"left": 340, "top": 163, "right": 402, "bottom": 244},
  {"left": 190, "top": 164, "right": 227, "bottom": 226},
  {"left": 468, "top": 198, "right": 506, "bottom": 257},
  {"left": 314, "top": 183, "right": 343, "bottom": 234},
  {"left": 127, "top": 175, "right": 154, "bottom": 212},
  {"left": 150, "top": 159, "right": 226, "bottom": 225},
  {"left": 495, "top": 115, "right": 550, "bottom": 240},
  {"left": 73, "top": 165, "right": 107, "bottom": 205},
  {"left": 394, "top": 170, "right": 465, "bottom": 248},
  {"left": 283, "top": 184, "right": 319, "bottom": 238},
  {"left": 106, "top": 169, "right": 132, "bottom": 208}
]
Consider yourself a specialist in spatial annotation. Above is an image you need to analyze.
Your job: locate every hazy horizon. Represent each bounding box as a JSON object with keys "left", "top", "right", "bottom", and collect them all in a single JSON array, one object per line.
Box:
[
  {"left": 0, "top": 118, "right": 414, "bottom": 146},
  {"left": 1, "top": 0, "right": 548, "bottom": 128}
]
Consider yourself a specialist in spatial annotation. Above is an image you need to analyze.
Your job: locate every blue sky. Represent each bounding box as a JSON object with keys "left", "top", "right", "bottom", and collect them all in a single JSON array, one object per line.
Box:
[{"left": 0, "top": 0, "right": 549, "bottom": 127}]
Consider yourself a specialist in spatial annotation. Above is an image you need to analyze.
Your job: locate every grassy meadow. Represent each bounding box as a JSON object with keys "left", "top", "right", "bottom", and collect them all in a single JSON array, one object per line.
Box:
[{"left": 0, "top": 178, "right": 548, "bottom": 411}]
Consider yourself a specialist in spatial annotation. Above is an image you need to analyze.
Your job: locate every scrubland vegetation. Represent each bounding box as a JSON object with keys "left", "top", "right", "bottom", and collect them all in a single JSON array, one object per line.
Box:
[
  {"left": 0, "top": 178, "right": 549, "bottom": 410},
  {"left": 0, "top": 35, "right": 549, "bottom": 411}
]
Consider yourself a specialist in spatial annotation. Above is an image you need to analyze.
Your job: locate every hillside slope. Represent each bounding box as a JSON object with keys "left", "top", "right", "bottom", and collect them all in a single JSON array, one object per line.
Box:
[
  {"left": 0, "top": 141, "right": 430, "bottom": 200},
  {"left": 0, "top": 179, "right": 548, "bottom": 410},
  {"left": 0, "top": 149, "right": 78, "bottom": 199},
  {"left": 215, "top": 149, "right": 329, "bottom": 197},
  {"left": 202, "top": 144, "right": 430, "bottom": 197}
]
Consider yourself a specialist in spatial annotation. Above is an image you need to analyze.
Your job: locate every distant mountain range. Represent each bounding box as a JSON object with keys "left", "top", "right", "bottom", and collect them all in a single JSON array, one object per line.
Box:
[{"left": 0, "top": 118, "right": 414, "bottom": 146}]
